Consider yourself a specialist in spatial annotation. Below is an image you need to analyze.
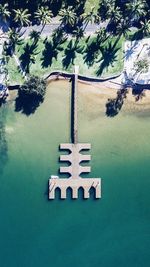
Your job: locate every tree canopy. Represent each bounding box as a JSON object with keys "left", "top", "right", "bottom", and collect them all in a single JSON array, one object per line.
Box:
[{"left": 20, "top": 75, "right": 46, "bottom": 99}]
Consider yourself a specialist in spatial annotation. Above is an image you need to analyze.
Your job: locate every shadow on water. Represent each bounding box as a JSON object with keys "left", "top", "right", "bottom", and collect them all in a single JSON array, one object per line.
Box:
[
  {"left": 0, "top": 104, "right": 8, "bottom": 174},
  {"left": 106, "top": 87, "right": 128, "bottom": 117},
  {"left": 45, "top": 184, "right": 99, "bottom": 202},
  {"left": 132, "top": 86, "right": 146, "bottom": 102},
  {"left": 15, "top": 91, "right": 44, "bottom": 116},
  {"left": 89, "top": 187, "right": 98, "bottom": 201},
  {"left": 54, "top": 187, "right": 62, "bottom": 200},
  {"left": 66, "top": 186, "right": 73, "bottom": 200}
]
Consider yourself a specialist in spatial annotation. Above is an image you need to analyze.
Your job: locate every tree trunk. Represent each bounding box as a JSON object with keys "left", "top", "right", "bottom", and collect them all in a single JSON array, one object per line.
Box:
[{"left": 40, "top": 23, "right": 46, "bottom": 34}]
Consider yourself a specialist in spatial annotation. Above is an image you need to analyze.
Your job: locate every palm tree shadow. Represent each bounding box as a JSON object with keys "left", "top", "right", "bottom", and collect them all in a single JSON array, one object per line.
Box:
[
  {"left": 52, "top": 28, "right": 67, "bottom": 47},
  {"left": 132, "top": 86, "right": 146, "bottom": 101},
  {"left": 62, "top": 40, "right": 83, "bottom": 69},
  {"left": 96, "top": 42, "right": 120, "bottom": 76},
  {"left": 19, "top": 42, "right": 39, "bottom": 73},
  {"left": 15, "top": 90, "right": 44, "bottom": 116},
  {"left": 124, "top": 41, "right": 139, "bottom": 61},
  {"left": 41, "top": 38, "right": 63, "bottom": 68},
  {"left": 83, "top": 39, "right": 99, "bottom": 67}
]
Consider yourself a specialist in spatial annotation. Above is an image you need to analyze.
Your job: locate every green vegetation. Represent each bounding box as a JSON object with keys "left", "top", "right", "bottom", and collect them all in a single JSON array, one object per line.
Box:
[
  {"left": 0, "top": 3, "right": 10, "bottom": 21},
  {"left": 7, "top": 34, "right": 123, "bottom": 84},
  {"left": 134, "top": 59, "right": 149, "bottom": 74},
  {"left": 6, "top": 57, "right": 24, "bottom": 84},
  {"left": 13, "top": 8, "right": 30, "bottom": 29},
  {"left": 35, "top": 6, "right": 53, "bottom": 33},
  {"left": 14, "top": 76, "right": 46, "bottom": 115},
  {"left": 85, "top": 0, "right": 99, "bottom": 13},
  {"left": 20, "top": 75, "right": 46, "bottom": 98},
  {"left": 0, "top": 0, "right": 150, "bottom": 85}
]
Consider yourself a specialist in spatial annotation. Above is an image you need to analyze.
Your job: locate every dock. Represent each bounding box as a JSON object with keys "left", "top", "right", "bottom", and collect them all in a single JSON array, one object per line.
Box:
[
  {"left": 71, "top": 65, "right": 79, "bottom": 144},
  {"left": 49, "top": 178, "right": 101, "bottom": 199},
  {"left": 49, "top": 66, "right": 101, "bottom": 200}
]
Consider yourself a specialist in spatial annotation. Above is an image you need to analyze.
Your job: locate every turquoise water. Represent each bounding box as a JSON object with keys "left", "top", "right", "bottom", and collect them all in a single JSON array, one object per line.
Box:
[{"left": 0, "top": 81, "right": 150, "bottom": 267}]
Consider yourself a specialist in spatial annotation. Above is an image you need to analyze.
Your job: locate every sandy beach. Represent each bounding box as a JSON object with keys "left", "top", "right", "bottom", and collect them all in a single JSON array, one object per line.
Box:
[
  {"left": 7, "top": 79, "right": 150, "bottom": 117},
  {"left": 78, "top": 81, "right": 150, "bottom": 112}
]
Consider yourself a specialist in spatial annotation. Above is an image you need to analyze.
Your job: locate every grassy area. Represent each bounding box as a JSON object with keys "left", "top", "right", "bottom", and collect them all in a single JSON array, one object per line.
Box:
[
  {"left": 85, "top": 0, "right": 99, "bottom": 12},
  {"left": 6, "top": 35, "right": 124, "bottom": 84},
  {"left": 7, "top": 57, "right": 24, "bottom": 84}
]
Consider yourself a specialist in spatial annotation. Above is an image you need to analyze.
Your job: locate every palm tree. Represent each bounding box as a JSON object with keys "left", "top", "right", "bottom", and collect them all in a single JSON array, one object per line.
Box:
[
  {"left": 111, "top": 19, "right": 130, "bottom": 50},
  {"left": 13, "top": 9, "right": 30, "bottom": 29},
  {"left": 106, "top": 4, "right": 123, "bottom": 35},
  {"left": 98, "top": 0, "right": 115, "bottom": 22},
  {"left": 126, "top": 0, "right": 147, "bottom": 22},
  {"left": 59, "top": 7, "right": 76, "bottom": 28},
  {"left": 6, "top": 28, "right": 23, "bottom": 55},
  {"left": 72, "top": 26, "right": 84, "bottom": 46},
  {"left": 139, "top": 20, "right": 150, "bottom": 37},
  {"left": 82, "top": 6, "right": 98, "bottom": 31},
  {"left": 0, "top": 3, "right": 10, "bottom": 22},
  {"left": 95, "top": 27, "right": 108, "bottom": 44},
  {"left": 108, "top": 6, "right": 122, "bottom": 24},
  {"left": 34, "top": 6, "right": 52, "bottom": 33}
]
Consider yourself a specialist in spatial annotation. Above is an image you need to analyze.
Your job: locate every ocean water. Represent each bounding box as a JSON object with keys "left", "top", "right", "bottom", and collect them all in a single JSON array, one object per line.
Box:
[{"left": 0, "top": 81, "right": 150, "bottom": 267}]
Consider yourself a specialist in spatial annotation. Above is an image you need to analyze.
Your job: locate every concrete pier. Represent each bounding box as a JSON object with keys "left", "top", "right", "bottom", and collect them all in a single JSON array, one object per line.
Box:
[
  {"left": 49, "top": 66, "right": 101, "bottom": 200},
  {"left": 49, "top": 178, "right": 101, "bottom": 199},
  {"left": 71, "top": 65, "right": 79, "bottom": 144},
  {"left": 59, "top": 143, "right": 91, "bottom": 179}
]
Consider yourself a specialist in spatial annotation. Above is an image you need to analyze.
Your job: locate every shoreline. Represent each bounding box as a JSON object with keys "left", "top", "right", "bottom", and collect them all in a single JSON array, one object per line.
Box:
[{"left": 7, "top": 79, "right": 150, "bottom": 116}]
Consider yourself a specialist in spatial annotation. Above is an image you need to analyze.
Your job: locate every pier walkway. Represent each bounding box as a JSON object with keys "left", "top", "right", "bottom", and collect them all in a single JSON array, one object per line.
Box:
[{"left": 49, "top": 66, "right": 101, "bottom": 200}]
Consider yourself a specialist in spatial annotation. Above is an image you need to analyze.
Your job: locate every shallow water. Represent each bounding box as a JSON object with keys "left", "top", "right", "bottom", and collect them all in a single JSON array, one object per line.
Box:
[{"left": 0, "top": 81, "right": 150, "bottom": 267}]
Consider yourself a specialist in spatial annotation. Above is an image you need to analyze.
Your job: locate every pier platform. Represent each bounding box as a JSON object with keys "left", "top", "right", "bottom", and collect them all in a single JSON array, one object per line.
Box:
[
  {"left": 49, "top": 177, "right": 101, "bottom": 199},
  {"left": 49, "top": 142, "right": 101, "bottom": 199},
  {"left": 59, "top": 143, "right": 91, "bottom": 179}
]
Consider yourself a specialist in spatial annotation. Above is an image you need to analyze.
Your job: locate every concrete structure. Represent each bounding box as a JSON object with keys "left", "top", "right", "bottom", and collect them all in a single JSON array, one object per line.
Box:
[
  {"left": 72, "top": 65, "right": 79, "bottom": 144},
  {"left": 49, "top": 178, "right": 101, "bottom": 199},
  {"left": 124, "top": 38, "right": 150, "bottom": 84},
  {"left": 49, "top": 66, "right": 101, "bottom": 200}
]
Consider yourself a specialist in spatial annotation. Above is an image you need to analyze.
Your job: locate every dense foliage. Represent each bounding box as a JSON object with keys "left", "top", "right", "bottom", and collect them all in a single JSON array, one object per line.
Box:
[
  {"left": 134, "top": 59, "right": 149, "bottom": 74},
  {"left": 0, "top": 0, "right": 150, "bottom": 30},
  {"left": 20, "top": 75, "right": 46, "bottom": 98},
  {"left": 1, "top": 0, "right": 150, "bottom": 79},
  {"left": 15, "top": 76, "right": 46, "bottom": 115}
]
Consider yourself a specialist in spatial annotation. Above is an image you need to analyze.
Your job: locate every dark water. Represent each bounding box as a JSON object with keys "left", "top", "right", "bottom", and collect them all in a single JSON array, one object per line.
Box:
[{"left": 0, "top": 81, "right": 150, "bottom": 267}]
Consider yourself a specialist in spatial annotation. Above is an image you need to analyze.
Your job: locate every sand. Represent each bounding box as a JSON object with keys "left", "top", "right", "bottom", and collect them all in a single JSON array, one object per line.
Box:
[{"left": 7, "top": 79, "right": 150, "bottom": 117}]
